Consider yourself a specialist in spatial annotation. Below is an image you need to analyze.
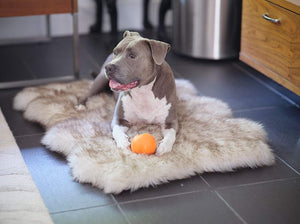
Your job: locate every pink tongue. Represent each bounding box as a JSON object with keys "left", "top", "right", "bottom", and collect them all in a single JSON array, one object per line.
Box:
[
  {"left": 109, "top": 79, "right": 122, "bottom": 89},
  {"left": 109, "top": 79, "right": 137, "bottom": 91}
]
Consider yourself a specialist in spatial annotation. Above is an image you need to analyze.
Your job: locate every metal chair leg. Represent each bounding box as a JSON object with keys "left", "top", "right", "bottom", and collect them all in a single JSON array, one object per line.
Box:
[
  {"left": 72, "top": 12, "right": 80, "bottom": 79},
  {"left": 46, "top": 15, "right": 51, "bottom": 39}
]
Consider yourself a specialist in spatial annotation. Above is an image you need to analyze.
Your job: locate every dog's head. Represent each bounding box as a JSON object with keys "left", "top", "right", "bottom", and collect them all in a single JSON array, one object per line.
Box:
[{"left": 105, "top": 31, "right": 170, "bottom": 92}]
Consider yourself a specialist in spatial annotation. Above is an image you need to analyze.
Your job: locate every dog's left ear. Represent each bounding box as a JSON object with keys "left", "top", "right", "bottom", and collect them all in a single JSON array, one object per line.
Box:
[
  {"left": 123, "top": 30, "right": 141, "bottom": 39},
  {"left": 147, "top": 40, "right": 170, "bottom": 65}
]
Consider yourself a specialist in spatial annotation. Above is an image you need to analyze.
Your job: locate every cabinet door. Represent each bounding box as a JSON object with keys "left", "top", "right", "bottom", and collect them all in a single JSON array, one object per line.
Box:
[{"left": 240, "top": 0, "right": 300, "bottom": 95}]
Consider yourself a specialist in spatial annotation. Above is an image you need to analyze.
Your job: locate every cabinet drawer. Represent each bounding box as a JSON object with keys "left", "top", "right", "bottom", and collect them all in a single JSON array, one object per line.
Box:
[{"left": 240, "top": 0, "right": 300, "bottom": 92}]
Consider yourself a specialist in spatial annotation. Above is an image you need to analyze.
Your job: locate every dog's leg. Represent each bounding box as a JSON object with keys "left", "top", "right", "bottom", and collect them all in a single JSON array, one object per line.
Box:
[
  {"left": 111, "top": 96, "right": 131, "bottom": 150},
  {"left": 78, "top": 53, "right": 113, "bottom": 105},
  {"left": 156, "top": 119, "right": 178, "bottom": 155}
]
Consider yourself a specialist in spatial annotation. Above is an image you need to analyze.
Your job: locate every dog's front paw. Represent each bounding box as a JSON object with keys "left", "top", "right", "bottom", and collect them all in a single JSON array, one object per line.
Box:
[
  {"left": 156, "top": 141, "right": 173, "bottom": 156},
  {"left": 112, "top": 125, "right": 130, "bottom": 150},
  {"left": 156, "top": 128, "right": 176, "bottom": 156},
  {"left": 115, "top": 135, "right": 130, "bottom": 150}
]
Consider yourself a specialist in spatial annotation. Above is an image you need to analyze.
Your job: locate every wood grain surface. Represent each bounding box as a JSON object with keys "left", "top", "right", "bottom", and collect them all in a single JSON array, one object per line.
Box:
[
  {"left": 0, "top": 109, "right": 53, "bottom": 224},
  {"left": 271, "top": 0, "right": 300, "bottom": 13},
  {"left": 0, "top": 0, "right": 78, "bottom": 17},
  {"left": 240, "top": 0, "right": 300, "bottom": 95}
]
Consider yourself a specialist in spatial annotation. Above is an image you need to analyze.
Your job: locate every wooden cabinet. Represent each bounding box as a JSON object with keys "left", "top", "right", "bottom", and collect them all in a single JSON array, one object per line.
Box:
[
  {"left": 0, "top": 0, "right": 78, "bottom": 17},
  {"left": 240, "top": 0, "right": 300, "bottom": 96}
]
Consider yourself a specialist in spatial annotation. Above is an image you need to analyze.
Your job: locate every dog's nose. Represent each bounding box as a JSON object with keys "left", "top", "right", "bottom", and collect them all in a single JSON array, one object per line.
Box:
[{"left": 105, "top": 64, "right": 117, "bottom": 75}]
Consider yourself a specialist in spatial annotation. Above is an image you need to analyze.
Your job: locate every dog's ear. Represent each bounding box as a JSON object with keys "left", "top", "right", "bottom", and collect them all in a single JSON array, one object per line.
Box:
[
  {"left": 147, "top": 40, "right": 170, "bottom": 65},
  {"left": 123, "top": 30, "right": 141, "bottom": 38}
]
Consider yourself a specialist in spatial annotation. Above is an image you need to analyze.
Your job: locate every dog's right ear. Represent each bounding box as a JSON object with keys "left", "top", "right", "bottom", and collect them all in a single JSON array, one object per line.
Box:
[
  {"left": 147, "top": 40, "right": 170, "bottom": 65},
  {"left": 123, "top": 30, "right": 141, "bottom": 39}
]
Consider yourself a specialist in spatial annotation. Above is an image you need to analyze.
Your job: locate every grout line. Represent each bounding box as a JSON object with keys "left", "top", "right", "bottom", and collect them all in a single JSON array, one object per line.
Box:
[
  {"left": 232, "top": 106, "right": 278, "bottom": 114},
  {"left": 199, "top": 175, "right": 212, "bottom": 188},
  {"left": 50, "top": 202, "right": 116, "bottom": 215},
  {"left": 110, "top": 194, "right": 132, "bottom": 224},
  {"left": 117, "top": 189, "right": 208, "bottom": 205},
  {"left": 216, "top": 176, "right": 300, "bottom": 191},
  {"left": 80, "top": 45, "right": 101, "bottom": 71},
  {"left": 275, "top": 155, "right": 300, "bottom": 176},
  {"left": 14, "top": 132, "right": 46, "bottom": 138},
  {"left": 22, "top": 60, "right": 37, "bottom": 79},
  {"left": 215, "top": 191, "right": 248, "bottom": 224},
  {"left": 233, "top": 63, "right": 299, "bottom": 108}
]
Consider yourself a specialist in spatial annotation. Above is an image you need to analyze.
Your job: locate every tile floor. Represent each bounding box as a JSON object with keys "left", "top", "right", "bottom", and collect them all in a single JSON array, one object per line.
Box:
[{"left": 0, "top": 31, "right": 299, "bottom": 224}]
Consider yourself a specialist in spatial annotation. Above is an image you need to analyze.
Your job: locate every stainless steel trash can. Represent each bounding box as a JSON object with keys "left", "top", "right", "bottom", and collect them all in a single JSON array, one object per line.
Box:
[{"left": 173, "top": 0, "right": 242, "bottom": 59}]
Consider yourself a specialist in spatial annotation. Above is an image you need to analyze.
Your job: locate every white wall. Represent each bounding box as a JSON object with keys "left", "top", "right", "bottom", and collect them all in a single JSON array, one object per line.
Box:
[{"left": 0, "top": 0, "right": 172, "bottom": 40}]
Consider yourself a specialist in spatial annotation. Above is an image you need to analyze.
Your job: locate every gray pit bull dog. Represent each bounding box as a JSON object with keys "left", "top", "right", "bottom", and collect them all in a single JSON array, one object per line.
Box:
[{"left": 80, "top": 31, "right": 178, "bottom": 155}]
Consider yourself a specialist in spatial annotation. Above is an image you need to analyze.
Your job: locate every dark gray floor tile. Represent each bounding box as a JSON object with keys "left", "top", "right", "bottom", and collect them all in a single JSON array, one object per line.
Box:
[
  {"left": 202, "top": 158, "right": 298, "bottom": 189},
  {"left": 0, "top": 58, "right": 33, "bottom": 82},
  {"left": 25, "top": 56, "right": 74, "bottom": 78},
  {"left": 166, "top": 52, "right": 291, "bottom": 110},
  {"left": 236, "top": 61, "right": 300, "bottom": 107},
  {"left": 277, "top": 152, "right": 300, "bottom": 176},
  {"left": 79, "top": 34, "right": 118, "bottom": 69},
  {"left": 114, "top": 175, "right": 208, "bottom": 203},
  {"left": 3, "top": 107, "right": 44, "bottom": 136},
  {"left": 218, "top": 178, "right": 300, "bottom": 224},
  {"left": 20, "top": 37, "right": 98, "bottom": 79},
  {"left": 21, "top": 146, "right": 114, "bottom": 213},
  {"left": 120, "top": 191, "right": 243, "bottom": 224},
  {"left": 0, "top": 36, "right": 98, "bottom": 81},
  {"left": 0, "top": 88, "right": 44, "bottom": 136},
  {"left": 0, "top": 41, "right": 42, "bottom": 59},
  {"left": 235, "top": 106, "right": 300, "bottom": 172},
  {"left": 139, "top": 29, "right": 159, "bottom": 40},
  {"left": 0, "top": 44, "right": 34, "bottom": 82},
  {"left": 51, "top": 205, "right": 127, "bottom": 224},
  {"left": 15, "top": 133, "right": 44, "bottom": 148},
  {"left": 81, "top": 33, "right": 121, "bottom": 55}
]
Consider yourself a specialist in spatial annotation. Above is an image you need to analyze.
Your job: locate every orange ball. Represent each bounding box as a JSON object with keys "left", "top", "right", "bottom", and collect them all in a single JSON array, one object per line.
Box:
[{"left": 131, "top": 133, "right": 157, "bottom": 155}]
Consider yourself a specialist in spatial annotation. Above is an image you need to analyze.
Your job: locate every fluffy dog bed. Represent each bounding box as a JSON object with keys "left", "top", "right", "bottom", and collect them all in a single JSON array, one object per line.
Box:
[{"left": 14, "top": 79, "right": 275, "bottom": 194}]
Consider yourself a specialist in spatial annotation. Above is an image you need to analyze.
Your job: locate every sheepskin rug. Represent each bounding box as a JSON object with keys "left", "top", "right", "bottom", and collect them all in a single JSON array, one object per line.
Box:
[{"left": 14, "top": 79, "right": 275, "bottom": 194}]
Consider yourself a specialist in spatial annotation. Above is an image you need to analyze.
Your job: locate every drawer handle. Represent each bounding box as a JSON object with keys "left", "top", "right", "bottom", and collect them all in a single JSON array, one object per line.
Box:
[{"left": 262, "top": 13, "right": 280, "bottom": 24}]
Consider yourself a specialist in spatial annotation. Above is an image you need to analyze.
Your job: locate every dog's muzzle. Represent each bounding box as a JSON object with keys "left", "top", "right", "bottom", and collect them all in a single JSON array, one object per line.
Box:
[{"left": 105, "top": 64, "right": 139, "bottom": 92}]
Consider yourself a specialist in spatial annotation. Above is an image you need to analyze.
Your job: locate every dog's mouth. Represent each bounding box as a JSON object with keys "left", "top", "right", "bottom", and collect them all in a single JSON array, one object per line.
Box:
[{"left": 109, "top": 79, "right": 139, "bottom": 91}]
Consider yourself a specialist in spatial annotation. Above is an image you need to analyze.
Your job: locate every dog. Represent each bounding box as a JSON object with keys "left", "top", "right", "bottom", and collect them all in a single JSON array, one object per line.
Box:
[{"left": 80, "top": 31, "right": 178, "bottom": 155}]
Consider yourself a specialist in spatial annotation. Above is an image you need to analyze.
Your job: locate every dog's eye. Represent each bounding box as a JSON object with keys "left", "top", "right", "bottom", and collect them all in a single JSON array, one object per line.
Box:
[
  {"left": 113, "top": 49, "right": 120, "bottom": 55},
  {"left": 129, "top": 53, "right": 136, "bottom": 59}
]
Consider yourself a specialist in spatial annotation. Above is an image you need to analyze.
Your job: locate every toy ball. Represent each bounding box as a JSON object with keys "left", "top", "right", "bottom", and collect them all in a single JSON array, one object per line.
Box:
[{"left": 131, "top": 133, "right": 157, "bottom": 155}]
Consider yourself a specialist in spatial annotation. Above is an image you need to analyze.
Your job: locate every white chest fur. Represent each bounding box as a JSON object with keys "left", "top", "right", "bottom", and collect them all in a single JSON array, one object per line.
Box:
[{"left": 121, "top": 79, "right": 171, "bottom": 125}]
